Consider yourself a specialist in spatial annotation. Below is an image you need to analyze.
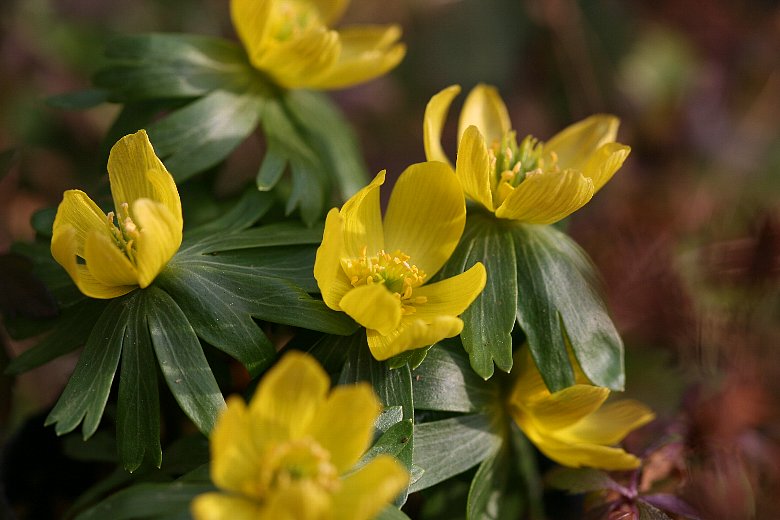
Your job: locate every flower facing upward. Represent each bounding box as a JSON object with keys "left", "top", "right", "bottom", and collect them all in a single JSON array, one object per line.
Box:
[
  {"left": 191, "top": 351, "right": 409, "bottom": 520},
  {"left": 51, "top": 130, "right": 183, "bottom": 299},
  {"left": 314, "top": 162, "right": 486, "bottom": 361},
  {"left": 230, "top": 0, "right": 405, "bottom": 90},
  {"left": 424, "top": 84, "right": 631, "bottom": 225},
  {"left": 508, "top": 349, "right": 655, "bottom": 470}
]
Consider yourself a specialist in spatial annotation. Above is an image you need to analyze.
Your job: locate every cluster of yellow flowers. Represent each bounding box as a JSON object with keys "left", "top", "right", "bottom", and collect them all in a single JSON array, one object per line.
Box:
[{"left": 48, "top": 1, "right": 654, "bottom": 517}]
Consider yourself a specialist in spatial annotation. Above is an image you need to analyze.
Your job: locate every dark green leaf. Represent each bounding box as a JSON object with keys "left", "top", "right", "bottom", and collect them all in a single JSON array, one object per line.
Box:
[
  {"left": 412, "top": 341, "right": 498, "bottom": 413},
  {"left": 47, "top": 89, "right": 110, "bottom": 109},
  {"left": 467, "top": 444, "right": 520, "bottom": 520},
  {"left": 30, "top": 207, "right": 57, "bottom": 237},
  {"left": 358, "top": 419, "right": 413, "bottom": 470},
  {"left": 410, "top": 414, "right": 502, "bottom": 493},
  {"left": 287, "top": 159, "right": 328, "bottom": 226},
  {"left": 184, "top": 189, "right": 274, "bottom": 241},
  {"left": 284, "top": 90, "right": 369, "bottom": 199},
  {"left": 443, "top": 213, "right": 516, "bottom": 379},
  {"left": 512, "top": 223, "right": 624, "bottom": 391},
  {"left": 374, "top": 406, "right": 404, "bottom": 434},
  {"left": 95, "top": 34, "right": 254, "bottom": 101},
  {"left": 147, "top": 89, "right": 263, "bottom": 181},
  {"left": 117, "top": 289, "right": 162, "bottom": 472},
  {"left": 10, "top": 241, "right": 84, "bottom": 309},
  {"left": 196, "top": 221, "right": 324, "bottom": 253},
  {"left": 305, "top": 331, "right": 363, "bottom": 375},
  {"left": 0, "top": 252, "right": 58, "bottom": 323},
  {"left": 45, "top": 293, "right": 133, "bottom": 437},
  {"left": 546, "top": 467, "right": 619, "bottom": 494},
  {"left": 256, "top": 141, "right": 288, "bottom": 191},
  {"left": 376, "top": 506, "right": 413, "bottom": 520},
  {"left": 73, "top": 481, "right": 214, "bottom": 520},
  {"left": 387, "top": 345, "right": 433, "bottom": 370},
  {"left": 146, "top": 286, "right": 225, "bottom": 435}
]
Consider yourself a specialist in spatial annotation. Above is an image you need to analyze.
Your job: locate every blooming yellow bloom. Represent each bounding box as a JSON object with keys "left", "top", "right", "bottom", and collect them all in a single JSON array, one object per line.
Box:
[
  {"left": 314, "top": 162, "right": 486, "bottom": 361},
  {"left": 51, "top": 130, "right": 183, "bottom": 299},
  {"left": 191, "top": 351, "right": 409, "bottom": 520},
  {"left": 424, "top": 84, "right": 631, "bottom": 225},
  {"left": 230, "top": 0, "right": 405, "bottom": 90},
  {"left": 508, "top": 349, "right": 655, "bottom": 470}
]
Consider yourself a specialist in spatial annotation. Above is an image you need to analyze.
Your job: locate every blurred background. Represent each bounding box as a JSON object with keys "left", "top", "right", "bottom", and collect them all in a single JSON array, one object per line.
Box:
[{"left": 1, "top": 0, "right": 779, "bottom": 518}]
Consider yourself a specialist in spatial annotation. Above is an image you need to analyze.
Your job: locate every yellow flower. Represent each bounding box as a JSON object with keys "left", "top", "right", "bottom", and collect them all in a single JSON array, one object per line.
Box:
[
  {"left": 508, "top": 349, "right": 655, "bottom": 470},
  {"left": 424, "top": 84, "right": 631, "bottom": 224},
  {"left": 191, "top": 351, "right": 409, "bottom": 520},
  {"left": 314, "top": 162, "right": 486, "bottom": 361},
  {"left": 51, "top": 130, "right": 183, "bottom": 299},
  {"left": 230, "top": 0, "right": 406, "bottom": 90}
]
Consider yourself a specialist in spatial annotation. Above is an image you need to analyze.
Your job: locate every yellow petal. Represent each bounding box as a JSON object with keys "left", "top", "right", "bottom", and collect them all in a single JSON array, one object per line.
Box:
[
  {"left": 458, "top": 84, "right": 511, "bottom": 147},
  {"left": 332, "top": 455, "right": 409, "bottom": 520},
  {"left": 259, "top": 28, "right": 341, "bottom": 89},
  {"left": 230, "top": 0, "right": 273, "bottom": 68},
  {"left": 412, "top": 263, "right": 486, "bottom": 320},
  {"left": 191, "top": 492, "right": 263, "bottom": 520},
  {"left": 544, "top": 115, "right": 619, "bottom": 171},
  {"left": 340, "top": 170, "right": 385, "bottom": 259},
  {"left": 520, "top": 424, "right": 642, "bottom": 470},
  {"left": 262, "top": 480, "right": 331, "bottom": 520},
  {"left": 310, "top": 0, "right": 349, "bottom": 25},
  {"left": 367, "top": 315, "right": 463, "bottom": 361},
  {"left": 83, "top": 230, "right": 138, "bottom": 287},
  {"left": 307, "top": 25, "right": 405, "bottom": 90},
  {"left": 108, "top": 130, "right": 182, "bottom": 225},
  {"left": 455, "top": 126, "right": 496, "bottom": 212},
  {"left": 558, "top": 399, "right": 655, "bottom": 445},
  {"left": 51, "top": 190, "right": 107, "bottom": 257},
  {"left": 583, "top": 142, "right": 630, "bottom": 193},
  {"left": 339, "top": 284, "right": 402, "bottom": 336},
  {"left": 314, "top": 208, "right": 353, "bottom": 311},
  {"left": 522, "top": 384, "right": 610, "bottom": 432},
  {"left": 250, "top": 352, "right": 330, "bottom": 440},
  {"left": 423, "top": 85, "right": 460, "bottom": 167},
  {"left": 131, "top": 198, "right": 182, "bottom": 288},
  {"left": 307, "top": 383, "right": 380, "bottom": 473},
  {"left": 51, "top": 224, "right": 135, "bottom": 299},
  {"left": 209, "top": 396, "right": 265, "bottom": 497},
  {"left": 382, "top": 162, "right": 465, "bottom": 276},
  {"left": 495, "top": 169, "right": 594, "bottom": 224}
]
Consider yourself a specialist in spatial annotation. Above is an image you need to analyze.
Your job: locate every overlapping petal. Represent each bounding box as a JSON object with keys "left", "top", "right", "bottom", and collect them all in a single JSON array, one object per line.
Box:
[
  {"left": 331, "top": 455, "right": 410, "bottom": 519},
  {"left": 339, "top": 284, "right": 402, "bottom": 335},
  {"left": 509, "top": 348, "right": 654, "bottom": 471},
  {"left": 494, "top": 169, "right": 595, "bottom": 224},
  {"left": 314, "top": 209, "right": 352, "bottom": 310},
  {"left": 544, "top": 114, "right": 619, "bottom": 171},
  {"left": 423, "top": 85, "right": 460, "bottom": 166},
  {"left": 340, "top": 170, "right": 385, "bottom": 259},
  {"left": 191, "top": 493, "right": 264, "bottom": 520},
  {"left": 455, "top": 125, "right": 495, "bottom": 212},
  {"left": 412, "top": 263, "right": 487, "bottom": 320},
  {"left": 367, "top": 315, "right": 464, "bottom": 361},
  {"left": 458, "top": 83, "right": 511, "bottom": 146}
]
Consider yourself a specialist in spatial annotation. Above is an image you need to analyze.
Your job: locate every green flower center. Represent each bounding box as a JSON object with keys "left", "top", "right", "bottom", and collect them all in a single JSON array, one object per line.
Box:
[
  {"left": 106, "top": 202, "right": 139, "bottom": 265},
  {"left": 257, "top": 438, "right": 340, "bottom": 498},
  {"left": 341, "top": 248, "right": 428, "bottom": 314},
  {"left": 273, "top": 1, "right": 321, "bottom": 41},
  {"left": 489, "top": 132, "right": 559, "bottom": 206}
]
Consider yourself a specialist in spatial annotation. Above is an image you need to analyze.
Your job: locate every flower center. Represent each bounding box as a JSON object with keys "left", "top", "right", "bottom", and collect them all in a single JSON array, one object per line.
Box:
[
  {"left": 106, "top": 202, "right": 139, "bottom": 265},
  {"left": 256, "top": 438, "right": 340, "bottom": 499},
  {"left": 489, "top": 132, "right": 559, "bottom": 206},
  {"left": 341, "top": 248, "right": 428, "bottom": 314},
  {"left": 272, "top": 1, "right": 321, "bottom": 41}
]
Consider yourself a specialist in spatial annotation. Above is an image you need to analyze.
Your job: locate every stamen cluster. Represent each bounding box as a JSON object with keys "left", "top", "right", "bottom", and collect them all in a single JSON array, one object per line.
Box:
[
  {"left": 259, "top": 438, "right": 341, "bottom": 498},
  {"left": 106, "top": 202, "right": 140, "bottom": 265}
]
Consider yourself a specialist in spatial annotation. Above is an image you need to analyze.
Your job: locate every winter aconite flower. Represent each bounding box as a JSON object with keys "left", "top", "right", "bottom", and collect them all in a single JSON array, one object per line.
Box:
[
  {"left": 231, "top": 0, "right": 405, "bottom": 90},
  {"left": 314, "top": 162, "right": 486, "bottom": 361},
  {"left": 508, "top": 349, "right": 655, "bottom": 470},
  {"left": 51, "top": 130, "right": 182, "bottom": 299},
  {"left": 424, "top": 84, "right": 631, "bottom": 224},
  {"left": 191, "top": 351, "right": 409, "bottom": 520}
]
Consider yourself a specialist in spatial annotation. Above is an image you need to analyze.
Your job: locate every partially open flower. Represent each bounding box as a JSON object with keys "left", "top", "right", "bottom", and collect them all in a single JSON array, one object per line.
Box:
[
  {"left": 51, "top": 130, "right": 183, "bottom": 299},
  {"left": 314, "top": 162, "right": 486, "bottom": 360},
  {"left": 508, "top": 349, "right": 655, "bottom": 470},
  {"left": 231, "top": 0, "right": 406, "bottom": 90},
  {"left": 191, "top": 351, "right": 409, "bottom": 520},
  {"left": 424, "top": 84, "right": 631, "bottom": 224}
]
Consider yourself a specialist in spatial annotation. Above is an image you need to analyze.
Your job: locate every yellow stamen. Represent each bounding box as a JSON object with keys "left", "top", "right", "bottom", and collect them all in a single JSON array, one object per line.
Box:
[{"left": 341, "top": 248, "right": 427, "bottom": 313}]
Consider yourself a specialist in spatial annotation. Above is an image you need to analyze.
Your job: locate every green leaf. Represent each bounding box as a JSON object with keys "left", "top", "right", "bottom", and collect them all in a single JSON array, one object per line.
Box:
[
  {"left": 184, "top": 189, "right": 274, "bottom": 241},
  {"left": 73, "top": 481, "right": 214, "bottom": 520},
  {"left": 30, "top": 207, "right": 57, "bottom": 237},
  {"left": 5, "top": 298, "right": 105, "bottom": 374},
  {"left": 196, "top": 221, "right": 324, "bottom": 253},
  {"left": 376, "top": 506, "right": 413, "bottom": 520},
  {"left": 638, "top": 501, "right": 675, "bottom": 520},
  {"left": 305, "top": 331, "right": 363, "bottom": 375},
  {"left": 546, "top": 467, "right": 619, "bottom": 494},
  {"left": 45, "top": 293, "right": 133, "bottom": 438},
  {"left": 410, "top": 414, "right": 502, "bottom": 493},
  {"left": 284, "top": 89, "right": 369, "bottom": 198},
  {"left": 47, "top": 89, "right": 110, "bottom": 110},
  {"left": 116, "top": 289, "right": 162, "bottom": 472},
  {"left": 387, "top": 345, "right": 433, "bottom": 370},
  {"left": 412, "top": 341, "right": 498, "bottom": 413},
  {"left": 443, "top": 213, "right": 516, "bottom": 379},
  {"left": 147, "top": 89, "right": 263, "bottom": 181},
  {"left": 358, "top": 419, "right": 413, "bottom": 470},
  {"left": 256, "top": 141, "right": 288, "bottom": 190},
  {"left": 145, "top": 286, "right": 225, "bottom": 435},
  {"left": 374, "top": 406, "right": 404, "bottom": 434},
  {"left": 512, "top": 223, "right": 624, "bottom": 391},
  {"left": 94, "top": 33, "right": 254, "bottom": 101},
  {"left": 467, "top": 444, "right": 523, "bottom": 520}
]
